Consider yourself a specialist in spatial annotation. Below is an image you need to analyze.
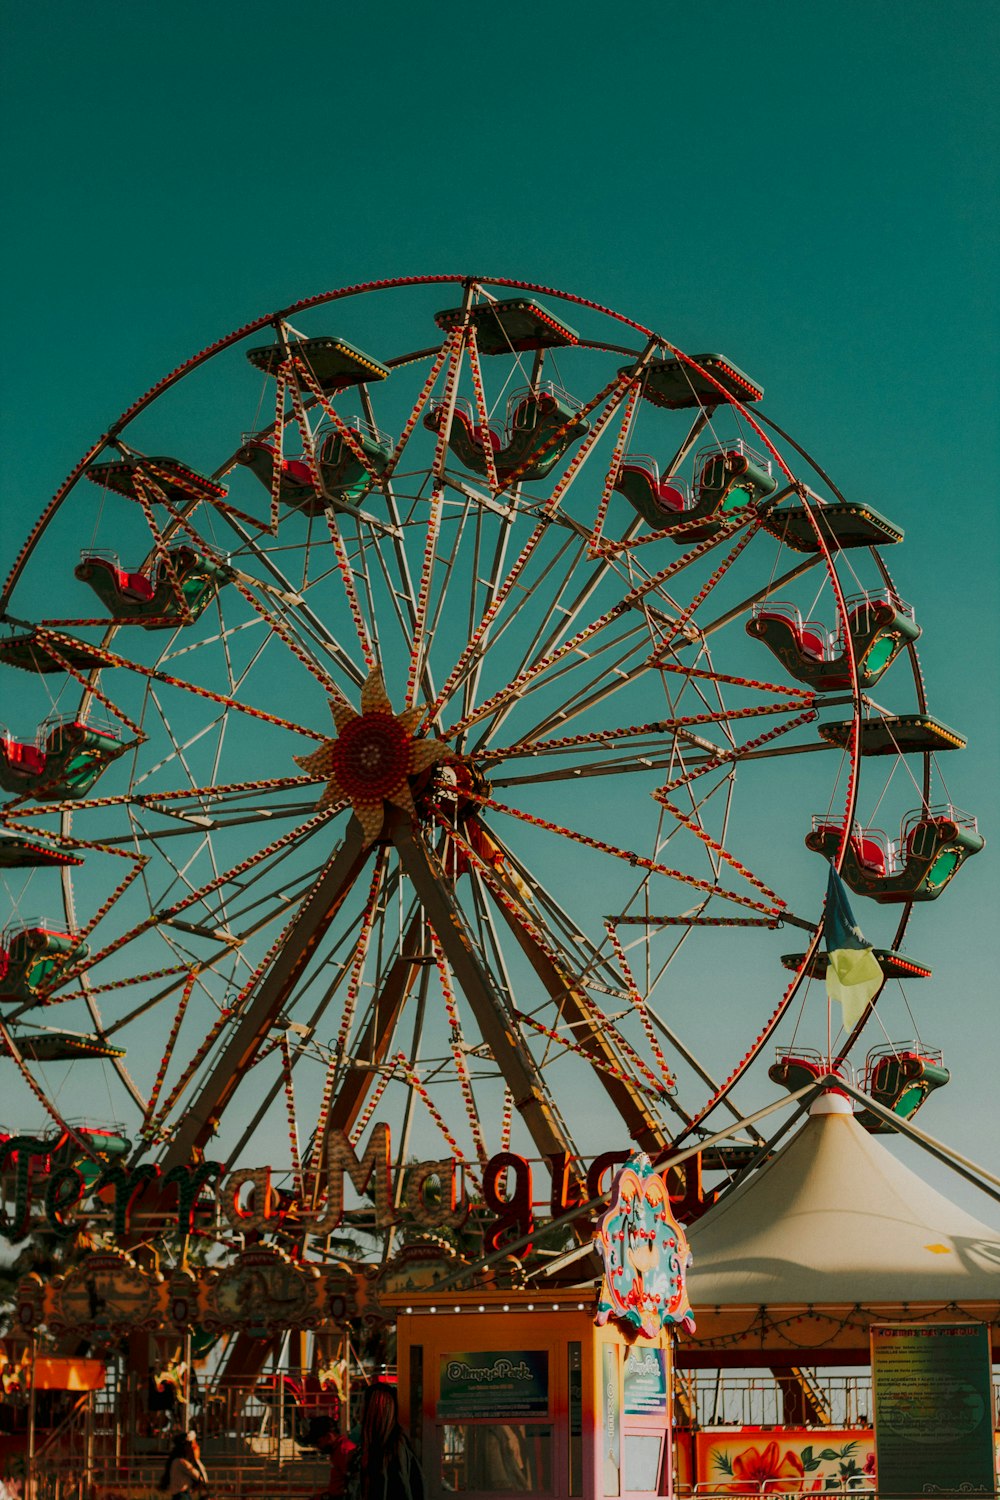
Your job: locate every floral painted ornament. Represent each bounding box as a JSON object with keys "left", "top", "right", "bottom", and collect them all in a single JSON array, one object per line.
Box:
[
  {"left": 294, "top": 667, "right": 452, "bottom": 844},
  {"left": 595, "top": 1151, "right": 695, "bottom": 1338}
]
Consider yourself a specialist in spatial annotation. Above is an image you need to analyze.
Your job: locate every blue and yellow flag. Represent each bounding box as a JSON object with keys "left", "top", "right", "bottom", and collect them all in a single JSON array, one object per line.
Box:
[{"left": 825, "top": 861, "right": 883, "bottom": 1031}]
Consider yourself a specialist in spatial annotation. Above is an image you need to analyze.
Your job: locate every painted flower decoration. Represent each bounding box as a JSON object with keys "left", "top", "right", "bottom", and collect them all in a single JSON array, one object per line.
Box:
[
  {"left": 730, "top": 1441, "right": 805, "bottom": 1485},
  {"left": 294, "top": 667, "right": 452, "bottom": 844}
]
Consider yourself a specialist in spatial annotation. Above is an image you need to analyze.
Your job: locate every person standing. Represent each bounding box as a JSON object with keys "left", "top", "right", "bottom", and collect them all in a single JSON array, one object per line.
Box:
[{"left": 354, "top": 1383, "right": 423, "bottom": 1500}]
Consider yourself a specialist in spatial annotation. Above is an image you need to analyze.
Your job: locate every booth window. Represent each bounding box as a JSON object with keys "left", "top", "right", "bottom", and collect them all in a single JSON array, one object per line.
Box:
[
  {"left": 440, "top": 1423, "right": 552, "bottom": 1492},
  {"left": 623, "top": 1433, "right": 664, "bottom": 1494},
  {"left": 437, "top": 1350, "right": 551, "bottom": 1495}
]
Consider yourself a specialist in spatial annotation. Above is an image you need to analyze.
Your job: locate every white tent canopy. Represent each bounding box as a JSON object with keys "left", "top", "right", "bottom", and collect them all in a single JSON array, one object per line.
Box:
[{"left": 683, "top": 1094, "right": 1000, "bottom": 1353}]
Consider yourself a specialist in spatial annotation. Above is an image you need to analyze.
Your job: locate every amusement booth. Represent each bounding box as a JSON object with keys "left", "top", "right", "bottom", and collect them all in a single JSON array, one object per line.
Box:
[{"left": 393, "top": 1153, "right": 695, "bottom": 1500}]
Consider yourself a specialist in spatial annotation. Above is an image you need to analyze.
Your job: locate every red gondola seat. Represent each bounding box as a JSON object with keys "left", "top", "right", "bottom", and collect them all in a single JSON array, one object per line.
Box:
[
  {"left": 75, "top": 545, "right": 233, "bottom": 629},
  {"left": 806, "top": 806, "right": 984, "bottom": 902},
  {"left": 615, "top": 441, "right": 777, "bottom": 543},
  {"left": 0, "top": 717, "right": 128, "bottom": 800},
  {"left": 424, "top": 385, "right": 589, "bottom": 484},
  {"left": 747, "top": 590, "right": 920, "bottom": 690}
]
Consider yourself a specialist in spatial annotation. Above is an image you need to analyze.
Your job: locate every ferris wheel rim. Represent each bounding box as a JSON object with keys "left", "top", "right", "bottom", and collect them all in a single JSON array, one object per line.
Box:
[{"left": 1, "top": 272, "right": 938, "bottom": 1193}]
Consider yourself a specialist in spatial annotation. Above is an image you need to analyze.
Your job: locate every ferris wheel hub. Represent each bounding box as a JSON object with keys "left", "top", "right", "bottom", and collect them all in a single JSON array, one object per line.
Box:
[{"left": 293, "top": 667, "right": 454, "bottom": 843}]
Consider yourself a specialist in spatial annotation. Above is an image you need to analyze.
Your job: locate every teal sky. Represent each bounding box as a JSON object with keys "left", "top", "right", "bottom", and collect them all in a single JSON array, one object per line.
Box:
[{"left": 1, "top": 3, "right": 997, "bottom": 1217}]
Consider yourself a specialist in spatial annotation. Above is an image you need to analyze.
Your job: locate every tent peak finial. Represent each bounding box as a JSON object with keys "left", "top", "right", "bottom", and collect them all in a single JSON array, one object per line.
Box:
[{"left": 809, "top": 1091, "right": 853, "bottom": 1116}]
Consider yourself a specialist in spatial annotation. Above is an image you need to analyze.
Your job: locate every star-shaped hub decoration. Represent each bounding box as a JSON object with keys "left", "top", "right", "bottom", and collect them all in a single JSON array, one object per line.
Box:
[{"left": 294, "top": 668, "right": 453, "bottom": 845}]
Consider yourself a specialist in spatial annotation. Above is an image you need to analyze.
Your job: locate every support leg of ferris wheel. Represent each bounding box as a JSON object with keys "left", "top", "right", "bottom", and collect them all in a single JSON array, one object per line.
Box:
[
  {"left": 390, "top": 813, "right": 583, "bottom": 1171},
  {"left": 160, "top": 819, "right": 371, "bottom": 1172},
  {"left": 478, "top": 851, "right": 669, "bottom": 1158}
]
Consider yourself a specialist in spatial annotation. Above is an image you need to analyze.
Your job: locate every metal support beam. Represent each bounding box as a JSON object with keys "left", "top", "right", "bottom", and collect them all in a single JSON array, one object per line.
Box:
[
  {"left": 161, "top": 819, "right": 371, "bottom": 1168},
  {"left": 391, "top": 815, "right": 579, "bottom": 1165}
]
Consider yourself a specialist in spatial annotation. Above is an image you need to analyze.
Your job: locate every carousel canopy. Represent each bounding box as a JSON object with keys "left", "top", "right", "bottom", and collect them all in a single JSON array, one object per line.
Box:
[{"left": 686, "top": 1094, "right": 1000, "bottom": 1312}]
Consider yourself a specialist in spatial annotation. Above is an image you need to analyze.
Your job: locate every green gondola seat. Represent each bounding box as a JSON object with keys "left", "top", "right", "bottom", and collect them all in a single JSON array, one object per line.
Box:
[
  {"left": 805, "top": 805, "right": 984, "bottom": 903},
  {"left": 60, "top": 1124, "right": 132, "bottom": 1189},
  {"left": 619, "top": 442, "right": 778, "bottom": 543},
  {"left": 768, "top": 1050, "right": 844, "bottom": 1096},
  {"left": 316, "top": 421, "right": 393, "bottom": 502},
  {"left": 856, "top": 1045, "right": 950, "bottom": 1132},
  {"left": 86, "top": 456, "right": 227, "bottom": 506},
  {"left": 0, "top": 718, "right": 128, "bottom": 800},
  {"left": 746, "top": 591, "right": 921, "bottom": 690},
  {"left": 236, "top": 421, "right": 393, "bottom": 515},
  {"left": 0, "top": 923, "right": 89, "bottom": 1005},
  {"left": 74, "top": 546, "right": 233, "bottom": 629},
  {"left": 423, "top": 384, "right": 589, "bottom": 483}
]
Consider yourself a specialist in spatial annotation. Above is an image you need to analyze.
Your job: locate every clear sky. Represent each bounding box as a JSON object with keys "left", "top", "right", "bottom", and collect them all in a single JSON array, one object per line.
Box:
[{"left": 0, "top": 2, "right": 997, "bottom": 1218}]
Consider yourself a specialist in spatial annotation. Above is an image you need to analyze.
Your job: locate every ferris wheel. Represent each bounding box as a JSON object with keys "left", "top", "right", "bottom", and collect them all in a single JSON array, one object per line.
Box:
[{"left": 0, "top": 275, "right": 982, "bottom": 1225}]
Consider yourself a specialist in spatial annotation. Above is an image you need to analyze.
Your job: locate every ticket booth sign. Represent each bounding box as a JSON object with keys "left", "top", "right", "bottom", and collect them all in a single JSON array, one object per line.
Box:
[
  {"left": 623, "top": 1348, "right": 668, "bottom": 1417},
  {"left": 438, "top": 1352, "right": 549, "bottom": 1420}
]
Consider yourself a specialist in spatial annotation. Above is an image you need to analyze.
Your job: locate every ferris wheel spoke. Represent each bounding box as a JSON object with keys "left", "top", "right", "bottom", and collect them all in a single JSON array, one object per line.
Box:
[
  {"left": 452, "top": 528, "right": 591, "bottom": 740},
  {"left": 46, "top": 804, "right": 342, "bottom": 994},
  {"left": 489, "top": 698, "right": 817, "bottom": 789},
  {"left": 355, "top": 384, "right": 439, "bottom": 707},
  {"left": 424, "top": 372, "right": 636, "bottom": 727},
  {"left": 404, "top": 325, "right": 469, "bottom": 702},
  {"left": 37, "top": 628, "right": 327, "bottom": 743},
  {"left": 470, "top": 793, "right": 782, "bottom": 918},
  {"left": 216, "top": 508, "right": 368, "bottom": 688},
  {"left": 8, "top": 776, "right": 320, "bottom": 828},
  {"left": 698, "top": 552, "right": 823, "bottom": 640},
  {"left": 465, "top": 617, "right": 655, "bottom": 746},
  {"left": 654, "top": 703, "right": 820, "bottom": 798},
  {"left": 481, "top": 700, "right": 818, "bottom": 769},
  {"left": 458, "top": 491, "right": 512, "bottom": 725},
  {"left": 491, "top": 644, "right": 657, "bottom": 749},
  {"left": 647, "top": 522, "right": 762, "bottom": 665},
  {"left": 454, "top": 515, "right": 757, "bottom": 744}
]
